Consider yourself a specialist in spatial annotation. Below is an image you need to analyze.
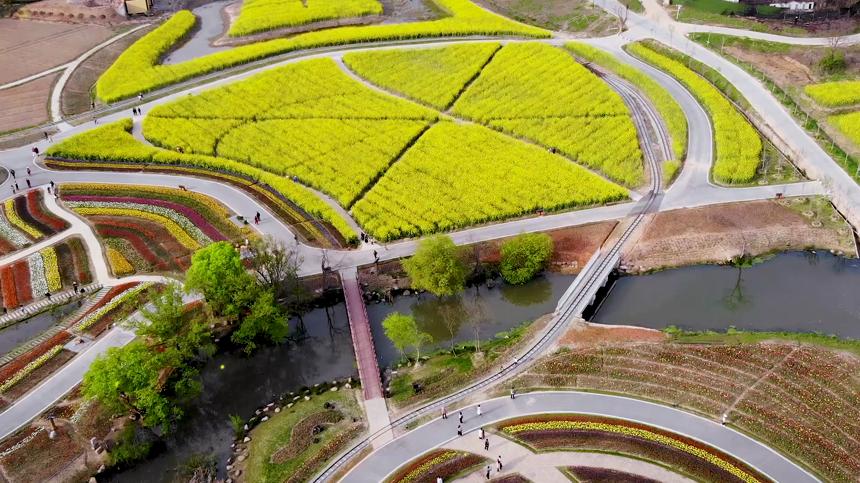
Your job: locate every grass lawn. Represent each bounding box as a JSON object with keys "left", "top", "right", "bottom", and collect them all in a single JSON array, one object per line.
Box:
[
  {"left": 666, "top": 326, "right": 860, "bottom": 357},
  {"left": 244, "top": 389, "right": 365, "bottom": 483}
]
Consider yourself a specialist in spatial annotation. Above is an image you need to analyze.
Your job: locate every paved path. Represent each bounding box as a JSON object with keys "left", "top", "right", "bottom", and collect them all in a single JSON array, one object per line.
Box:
[
  {"left": 339, "top": 392, "right": 819, "bottom": 483},
  {"left": 446, "top": 428, "right": 693, "bottom": 483},
  {"left": 0, "top": 325, "right": 135, "bottom": 441}
]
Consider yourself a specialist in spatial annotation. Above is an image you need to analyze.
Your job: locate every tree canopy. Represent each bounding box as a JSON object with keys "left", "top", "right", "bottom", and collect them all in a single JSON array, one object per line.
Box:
[
  {"left": 403, "top": 235, "right": 468, "bottom": 297},
  {"left": 500, "top": 233, "right": 554, "bottom": 285},
  {"left": 382, "top": 312, "right": 432, "bottom": 363},
  {"left": 185, "top": 241, "right": 252, "bottom": 318},
  {"left": 231, "top": 288, "right": 289, "bottom": 354}
]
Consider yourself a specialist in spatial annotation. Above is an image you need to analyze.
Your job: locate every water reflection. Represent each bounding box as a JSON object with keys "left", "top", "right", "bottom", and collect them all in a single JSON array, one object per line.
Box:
[
  {"left": 591, "top": 251, "right": 860, "bottom": 338},
  {"left": 0, "top": 301, "right": 80, "bottom": 358}
]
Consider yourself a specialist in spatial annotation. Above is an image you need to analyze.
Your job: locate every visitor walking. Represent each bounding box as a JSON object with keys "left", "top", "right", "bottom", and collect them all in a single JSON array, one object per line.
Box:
[
  {"left": 458, "top": 411, "right": 463, "bottom": 424},
  {"left": 43, "top": 132, "right": 49, "bottom": 141},
  {"left": 14, "top": 183, "right": 19, "bottom": 191},
  {"left": 476, "top": 404, "right": 482, "bottom": 417},
  {"left": 510, "top": 387, "right": 516, "bottom": 399},
  {"left": 26, "top": 167, "right": 31, "bottom": 176},
  {"left": 485, "top": 466, "right": 491, "bottom": 480},
  {"left": 441, "top": 407, "right": 447, "bottom": 420},
  {"left": 497, "top": 455, "right": 503, "bottom": 472},
  {"left": 9, "top": 169, "right": 14, "bottom": 179},
  {"left": 138, "top": 93, "right": 143, "bottom": 102},
  {"left": 26, "top": 179, "right": 30, "bottom": 188},
  {"left": 484, "top": 437, "right": 490, "bottom": 451},
  {"left": 50, "top": 180, "right": 54, "bottom": 189},
  {"left": 479, "top": 427, "right": 484, "bottom": 440},
  {"left": 457, "top": 425, "right": 462, "bottom": 437}
]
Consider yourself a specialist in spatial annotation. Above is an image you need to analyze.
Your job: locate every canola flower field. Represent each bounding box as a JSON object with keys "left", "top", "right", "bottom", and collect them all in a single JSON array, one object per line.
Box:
[{"left": 228, "top": 0, "right": 383, "bottom": 38}]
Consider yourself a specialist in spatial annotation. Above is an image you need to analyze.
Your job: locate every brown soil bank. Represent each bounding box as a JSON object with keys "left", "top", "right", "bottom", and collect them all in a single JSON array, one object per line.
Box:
[{"left": 623, "top": 198, "right": 855, "bottom": 272}]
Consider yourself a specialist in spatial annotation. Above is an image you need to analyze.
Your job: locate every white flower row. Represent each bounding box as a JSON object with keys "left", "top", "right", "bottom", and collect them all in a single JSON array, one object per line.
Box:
[
  {"left": 0, "top": 428, "right": 44, "bottom": 458},
  {"left": 67, "top": 200, "right": 211, "bottom": 246},
  {"left": 0, "top": 213, "right": 28, "bottom": 248},
  {"left": 75, "top": 282, "right": 155, "bottom": 332},
  {"left": 0, "top": 345, "right": 63, "bottom": 394},
  {"left": 69, "top": 399, "right": 95, "bottom": 425},
  {"left": 26, "top": 252, "right": 48, "bottom": 298}
]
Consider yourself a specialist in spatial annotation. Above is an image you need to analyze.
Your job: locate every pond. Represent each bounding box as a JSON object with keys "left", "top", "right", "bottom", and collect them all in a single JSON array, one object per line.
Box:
[
  {"left": 367, "top": 272, "right": 576, "bottom": 367},
  {"left": 0, "top": 301, "right": 81, "bottom": 358},
  {"left": 590, "top": 251, "right": 860, "bottom": 339}
]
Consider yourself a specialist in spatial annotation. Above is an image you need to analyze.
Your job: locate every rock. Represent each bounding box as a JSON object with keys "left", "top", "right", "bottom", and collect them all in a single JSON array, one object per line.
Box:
[
  {"left": 236, "top": 470, "right": 243, "bottom": 477},
  {"left": 226, "top": 479, "right": 233, "bottom": 483},
  {"left": 345, "top": 383, "right": 352, "bottom": 389},
  {"left": 243, "top": 437, "right": 251, "bottom": 443},
  {"left": 261, "top": 416, "right": 269, "bottom": 422},
  {"left": 237, "top": 454, "right": 246, "bottom": 463},
  {"left": 274, "top": 407, "right": 281, "bottom": 413},
  {"left": 304, "top": 396, "right": 310, "bottom": 401},
  {"left": 226, "top": 465, "right": 233, "bottom": 471},
  {"left": 255, "top": 409, "right": 262, "bottom": 415},
  {"left": 330, "top": 387, "right": 338, "bottom": 391},
  {"left": 243, "top": 424, "right": 249, "bottom": 431},
  {"left": 89, "top": 478, "right": 97, "bottom": 483},
  {"left": 287, "top": 403, "right": 294, "bottom": 408},
  {"left": 293, "top": 396, "right": 300, "bottom": 401},
  {"left": 267, "top": 402, "right": 275, "bottom": 407}
]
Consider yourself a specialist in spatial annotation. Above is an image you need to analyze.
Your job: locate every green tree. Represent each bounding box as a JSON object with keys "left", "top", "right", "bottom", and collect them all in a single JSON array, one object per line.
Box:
[
  {"left": 382, "top": 312, "right": 431, "bottom": 364},
  {"left": 185, "top": 242, "right": 252, "bottom": 318},
  {"left": 403, "top": 235, "right": 468, "bottom": 297},
  {"left": 500, "top": 233, "right": 554, "bottom": 285},
  {"left": 133, "top": 283, "right": 214, "bottom": 360},
  {"left": 231, "top": 288, "right": 289, "bottom": 354},
  {"left": 82, "top": 342, "right": 179, "bottom": 431}
]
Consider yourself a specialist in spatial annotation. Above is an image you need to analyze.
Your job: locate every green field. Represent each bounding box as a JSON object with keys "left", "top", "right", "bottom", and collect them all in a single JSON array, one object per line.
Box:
[
  {"left": 229, "top": 0, "right": 383, "bottom": 37},
  {"left": 830, "top": 111, "right": 860, "bottom": 148}
]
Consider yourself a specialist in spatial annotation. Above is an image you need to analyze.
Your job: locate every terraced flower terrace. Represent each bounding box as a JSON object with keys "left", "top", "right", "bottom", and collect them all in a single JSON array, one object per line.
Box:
[
  {"left": 0, "top": 190, "right": 69, "bottom": 256},
  {"left": 385, "top": 449, "right": 487, "bottom": 483},
  {"left": 0, "top": 238, "right": 92, "bottom": 310},
  {"left": 60, "top": 184, "right": 245, "bottom": 276},
  {"left": 515, "top": 342, "right": 860, "bottom": 482}
]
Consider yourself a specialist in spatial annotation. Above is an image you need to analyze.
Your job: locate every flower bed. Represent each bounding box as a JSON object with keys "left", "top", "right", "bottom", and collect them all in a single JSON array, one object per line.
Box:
[
  {"left": 0, "top": 191, "right": 69, "bottom": 256},
  {"left": 0, "top": 331, "right": 72, "bottom": 384},
  {"left": 566, "top": 466, "right": 657, "bottom": 483},
  {"left": 499, "top": 415, "right": 768, "bottom": 483},
  {"left": 386, "top": 449, "right": 487, "bottom": 483},
  {"left": 271, "top": 410, "right": 342, "bottom": 463},
  {"left": 61, "top": 183, "right": 248, "bottom": 276},
  {"left": 0, "top": 238, "right": 93, "bottom": 309},
  {"left": 0, "top": 345, "right": 64, "bottom": 394},
  {"left": 74, "top": 282, "right": 153, "bottom": 335}
]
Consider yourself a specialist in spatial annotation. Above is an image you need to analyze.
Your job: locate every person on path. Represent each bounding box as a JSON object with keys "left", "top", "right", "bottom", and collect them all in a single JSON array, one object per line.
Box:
[
  {"left": 43, "top": 132, "right": 49, "bottom": 141},
  {"left": 436, "top": 477, "right": 443, "bottom": 483},
  {"left": 90, "top": 101, "right": 95, "bottom": 110},
  {"left": 458, "top": 411, "right": 463, "bottom": 424},
  {"left": 441, "top": 407, "right": 447, "bottom": 420},
  {"left": 477, "top": 405, "right": 482, "bottom": 417},
  {"left": 132, "top": 108, "right": 136, "bottom": 117},
  {"left": 485, "top": 466, "right": 491, "bottom": 480},
  {"left": 138, "top": 93, "right": 143, "bottom": 102},
  {"left": 50, "top": 180, "right": 54, "bottom": 189},
  {"left": 26, "top": 167, "right": 31, "bottom": 176},
  {"left": 484, "top": 437, "right": 490, "bottom": 451},
  {"left": 479, "top": 427, "right": 484, "bottom": 440},
  {"left": 511, "top": 387, "right": 516, "bottom": 399},
  {"left": 497, "top": 456, "right": 503, "bottom": 472},
  {"left": 26, "top": 179, "right": 31, "bottom": 189},
  {"left": 14, "top": 183, "right": 19, "bottom": 191},
  {"left": 10, "top": 169, "right": 14, "bottom": 179},
  {"left": 457, "top": 425, "right": 462, "bottom": 437}
]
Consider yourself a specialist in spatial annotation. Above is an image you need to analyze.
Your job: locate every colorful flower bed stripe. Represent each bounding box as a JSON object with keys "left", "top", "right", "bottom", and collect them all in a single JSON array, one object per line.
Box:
[
  {"left": 0, "top": 345, "right": 63, "bottom": 394},
  {"left": 0, "top": 191, "right": 70, "bottom": 256},
  {"left": 74, "top": 282, "right": 154, "bottom": 333},
  {"left": 106, "top": 247, "right": 135, "bottom": 276},
  {"left": 61, "top": 183, "right": 246, "bottom": 276},
  {"left": 0, "top": 238, "right": 93, "bottom": 309},
  {"left": 0, "top": 331, "right": 71, "bottom": 385},
  {"left": 500, "top": 417, "right": 763, "bottom": 483},
  {"left": 386, "top": 449, "right": 487, "bottom": 483}
]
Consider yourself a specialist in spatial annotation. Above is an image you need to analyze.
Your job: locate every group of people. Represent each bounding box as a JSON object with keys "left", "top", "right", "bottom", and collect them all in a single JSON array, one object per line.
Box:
[
  {"left": 8, "top": 164, "right": 53, "bottom": 195},
  {"left": 440, "top": 394, "right": 516, "bottom": 480}
]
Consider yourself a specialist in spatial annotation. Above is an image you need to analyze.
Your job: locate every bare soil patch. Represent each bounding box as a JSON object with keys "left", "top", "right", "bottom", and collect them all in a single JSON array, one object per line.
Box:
[
  {"left": 558, "top": 323, "right": 667, "bottom": 348},
  {"left": 61, "top": 25, "right": 154, "bottom": 115},
  {"left": 623, "top": 199, "right": 854, "bottom": 271},
  {"left": 725, "top": 43, "right": 860, "bottom": 90},
  {"left": 0, "top": 19, "right": 114, "bottom": 84},
  {"left": 474, "top": 0, "right": 617, "bottom": 35},
  {"left": 0, "top": 73, "right": 57, "bottom": 134}
]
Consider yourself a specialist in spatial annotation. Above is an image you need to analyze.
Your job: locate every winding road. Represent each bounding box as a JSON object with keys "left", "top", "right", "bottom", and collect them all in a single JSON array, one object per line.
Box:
[{"left": 0, "top": 0, "right": 855, "bottom": 479}]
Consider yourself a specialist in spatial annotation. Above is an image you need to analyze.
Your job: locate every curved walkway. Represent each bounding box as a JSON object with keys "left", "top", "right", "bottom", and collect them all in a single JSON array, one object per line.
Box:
[{"left": 339, "top": 392, "right": 819, "bottom": 483}]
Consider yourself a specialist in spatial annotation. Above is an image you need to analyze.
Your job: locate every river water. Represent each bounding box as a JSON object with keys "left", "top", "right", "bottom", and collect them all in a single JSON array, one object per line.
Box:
[
  {"left": 110, "top": 273, "right": 572, "bottom": 481},
  {"left": 0, "top": 301, "right": 81, "bottom": 358},
  {"left": 591, "top": 251, "right": 860, "bottom": 339}
]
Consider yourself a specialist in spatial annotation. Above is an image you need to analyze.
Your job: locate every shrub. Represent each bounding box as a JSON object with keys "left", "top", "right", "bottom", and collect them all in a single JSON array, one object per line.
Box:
[
  {"left": 500, "top": 233, "right": 554, "bottom": 285},
  {"left": 818, "top": 49, "right": 846, "bottom": 75}
]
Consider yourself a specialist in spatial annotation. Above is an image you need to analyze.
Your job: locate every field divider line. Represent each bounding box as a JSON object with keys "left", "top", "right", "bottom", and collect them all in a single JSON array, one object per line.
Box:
[
  {"left": 441, "top": 43, "right": 503, "bottom": 113},
  {"left": 724, "top": 346, "right": 799, "bottom": 418}
]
